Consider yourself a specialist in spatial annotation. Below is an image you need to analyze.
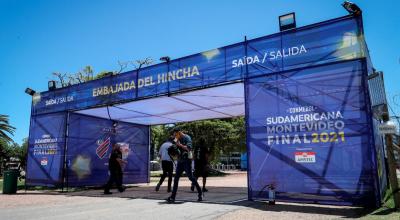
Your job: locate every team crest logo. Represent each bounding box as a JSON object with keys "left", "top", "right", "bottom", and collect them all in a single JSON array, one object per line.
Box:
[{"left": 96, "top": 136, "right": 111, "bottom": 159}]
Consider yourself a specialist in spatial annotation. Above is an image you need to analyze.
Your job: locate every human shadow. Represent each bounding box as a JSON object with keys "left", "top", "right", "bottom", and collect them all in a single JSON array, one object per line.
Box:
[{"left": 15, "top": 185, "right": 370, "bottom": 218}]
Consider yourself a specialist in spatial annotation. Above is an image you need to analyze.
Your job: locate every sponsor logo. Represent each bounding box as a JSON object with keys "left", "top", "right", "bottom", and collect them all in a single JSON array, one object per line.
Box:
[
  {"left": 295, "top": 152, "right": 316, "bottom": 163},
  {"left": 40, "top": 157, "right": 48, "bottom": 166}
]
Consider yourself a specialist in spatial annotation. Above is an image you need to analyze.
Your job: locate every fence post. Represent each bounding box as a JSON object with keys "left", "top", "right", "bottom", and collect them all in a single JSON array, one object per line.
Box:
[{"left": 383, "top": 113, "right": 400, "bottom": 208}]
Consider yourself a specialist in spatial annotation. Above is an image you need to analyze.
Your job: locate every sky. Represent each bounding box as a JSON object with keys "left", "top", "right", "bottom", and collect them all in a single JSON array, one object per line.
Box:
[{"left": 0, "top": 0, "right": 399, "bottom": 144}]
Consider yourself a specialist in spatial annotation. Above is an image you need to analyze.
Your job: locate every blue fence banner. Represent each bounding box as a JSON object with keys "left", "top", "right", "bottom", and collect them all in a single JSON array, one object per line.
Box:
[
  {"left": 245, "top": 59, "right": 379, "bottom": 206},
  {"left": 66, "top": 113, "right": 149, "bottom": 187},
  {"left": 31, "top": 15, "right": 364, "bottom": 116},
  {"left": 26, "top": 112, "right": 67, "bottom": 186}
]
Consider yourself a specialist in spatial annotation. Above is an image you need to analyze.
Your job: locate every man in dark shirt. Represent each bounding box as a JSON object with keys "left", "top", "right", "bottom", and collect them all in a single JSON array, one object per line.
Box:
[
  {"left": 104, "top": 143, "right": 126, "bottom": 194},
  {"left": 192, "top": 138, "right": 210, "bottom": 192},
  {"left": 167, "top": 128, "right": 203, "bottom": 203}
]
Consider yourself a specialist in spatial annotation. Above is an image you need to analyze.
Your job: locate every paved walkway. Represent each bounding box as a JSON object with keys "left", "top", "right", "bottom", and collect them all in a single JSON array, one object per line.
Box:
[
  {"left": 66, "top": 171, "right": 248, "bottom": 203},
  {"left": 0, "top": 172, "right": 375, "bottom": 219}
]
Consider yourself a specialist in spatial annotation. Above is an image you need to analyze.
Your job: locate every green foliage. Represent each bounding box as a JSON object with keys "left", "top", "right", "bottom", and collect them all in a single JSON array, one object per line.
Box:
[
  {"left": 151, "top": 117, "right": 246, "bottom": 163},
  {"left": 151, "top": 125, "right": 170, "bottom": 150},
  {"left": 95, "top": 71, "right": 114, "bottom": 79},
  {"left": 0, "top": 138, "right": 28, "bottom": 174},
  {"left": 52, "top": 65, "right": 115, "bottom": 88},
  {"left": 16, "top": 138, "right": 28, "bottom": 169},
  {"left": 359, "top": 186, "right": 400, "bottom": 219},
  {"left": 51, "top": 58, "right": 154, "bottom": 88},
  {"left": 0, "top": 114, "right": 15, "bottom": 144}
]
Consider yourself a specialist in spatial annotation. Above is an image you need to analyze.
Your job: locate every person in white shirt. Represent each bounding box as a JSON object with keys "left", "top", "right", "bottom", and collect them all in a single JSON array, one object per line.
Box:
[{"left": 155, "top": 136, "right": 174, "bottom": 192}]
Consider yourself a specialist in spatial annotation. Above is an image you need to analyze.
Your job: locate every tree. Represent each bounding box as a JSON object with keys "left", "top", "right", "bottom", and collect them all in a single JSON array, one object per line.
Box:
[
  {"left": 95, "top": 71, "right": 114, "bottom": 79},
  {"left": 131, "top": 57, "right": 153, "bottom": 70},
  {"left": 150, "top": 117, "right": 246, "bottom": 164},
  {"left": 0, "top": 139, "right": 28, "bottom": 175},
  {"left": 50, "top": 57, "right": 154, "bottom": 88},
  {"left": 52, "top": 72, "right": 69, "bottom": 88},
  {"left": 0, "top": 114, "right": 15, "bottom": 144},
  {"left": 52, "top": 65, "right": 98, "bottom": 88},
  {"left": 16, "top": 138, "right": 28, "bottom": 170},
  {"left": 75, "top": 65, "right": 94, "bottom": 83},
  {"left": 151, "top": 125, "right": 171, "bottom": 160}
]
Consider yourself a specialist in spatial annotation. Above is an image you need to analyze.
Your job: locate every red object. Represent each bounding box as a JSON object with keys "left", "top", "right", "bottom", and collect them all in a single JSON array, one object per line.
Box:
[{"left": 96, "top": 137, "right": 110, "bottom": 159}]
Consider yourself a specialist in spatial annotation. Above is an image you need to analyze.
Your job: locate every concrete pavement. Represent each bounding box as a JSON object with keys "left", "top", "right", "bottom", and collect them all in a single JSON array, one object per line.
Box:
[{"left": 0, "top": 172, "right": 370, "bottom": 219}]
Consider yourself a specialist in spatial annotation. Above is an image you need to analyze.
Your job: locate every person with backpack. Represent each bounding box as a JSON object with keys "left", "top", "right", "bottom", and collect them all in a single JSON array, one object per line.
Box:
[{"left": 166, "top": 127, "right": 203, "bottom": 203}]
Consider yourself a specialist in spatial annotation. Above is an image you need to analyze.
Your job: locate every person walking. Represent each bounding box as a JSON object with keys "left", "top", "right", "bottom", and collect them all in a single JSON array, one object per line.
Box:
[
  {"left": 167, "top": 128, "right": 203, "bottom": 203},
  {"left": 191, "top": 138, "right": 210, "bottom": 192},
  {"left": 104, "top": 143, "right": 126, "bottom": 194},
  {"left": 155, "top": 136, "right": 174, "bottom": 192}
]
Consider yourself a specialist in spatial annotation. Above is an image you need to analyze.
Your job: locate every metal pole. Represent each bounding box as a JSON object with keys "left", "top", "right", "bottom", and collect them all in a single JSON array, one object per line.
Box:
[
  {"left": 148, "top": 126, "right": 151, "bottom": 184},
  {"left": 383, "top": 113, "right": 400, "bottom": 208},
  {"left": 166, "top": 61, "right": 170, "bottom": 96},
  {"left": 24, "top": 99, "right": 35, "bottom": 192},
  {"left": 61, "top": 111, "right": 70, "bottom": 192},
  {"left": 243, "top": 35, "right": 253, "bottom": 201},
  {"left": 135, "top": 69, "right": 140, "bottom": 99},
  {"left": 244, "top": 36, "right": 249, "bottom": 79}
]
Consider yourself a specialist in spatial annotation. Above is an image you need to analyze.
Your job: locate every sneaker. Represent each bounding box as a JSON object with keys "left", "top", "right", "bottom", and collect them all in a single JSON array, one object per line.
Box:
[
  {"left": 202, "top": 187, "right": 208, "bottom": 192},
  {"left": 155, "top": 183, "right": 161, "bottom": 192},
  {"left": 166, "top": 196, "right": 175, "bottom": 203},
  {"left": 118, "top": 187, "right": 125, "bottom": 193},
  {"left": 197, "top": 195, "right": 203, "bottom": 202},
  {"left": 104, "top": 191, "right": 112, "bottom": 195}
]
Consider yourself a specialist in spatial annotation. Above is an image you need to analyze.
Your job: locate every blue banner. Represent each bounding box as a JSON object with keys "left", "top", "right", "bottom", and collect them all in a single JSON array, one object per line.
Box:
[
  {"left": 66, "top": 113, "right": 149, "bottom": 187},
  {"left": 26, "top": 112, "right": 66, "bottom": 187},
  {"left": 31, "top": 16, "right": 364, "bottom": 115},
  {"left": 246, "top": 59, "right": 378, "bottom": 206}
]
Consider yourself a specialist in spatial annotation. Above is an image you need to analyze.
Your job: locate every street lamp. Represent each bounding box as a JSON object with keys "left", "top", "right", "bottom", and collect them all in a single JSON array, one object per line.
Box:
[
  {"left": 48, "top": 80, "right": 56, "bottom": 91},
  {"left": 160, "top": 56, "right": 171, "bottom": 63},
  {"left": 279, "top": 13, "right": 296, "bottom": 31},
  {"left": 24, "top": 88, "right": 36, "bottom": 96},
  {"left": 342, "top": 1, "right": 362, "bottom": 15}
]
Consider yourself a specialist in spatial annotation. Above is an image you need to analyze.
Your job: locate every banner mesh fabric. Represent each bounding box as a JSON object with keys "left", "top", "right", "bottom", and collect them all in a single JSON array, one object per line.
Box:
[
  {"left": 26, "top": 112, "right": 67, "bottom": 187},
  {"left": 245, "top": 60, "right": 379, "bottom": 206},
  {"left": 66, "top": 113, "right": 149, "bottom": 187}
]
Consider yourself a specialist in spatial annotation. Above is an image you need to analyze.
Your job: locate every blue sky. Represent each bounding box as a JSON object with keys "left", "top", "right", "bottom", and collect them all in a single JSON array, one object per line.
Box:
[{"left": 0, "top": 0, "right": 399, "bottom": 144}]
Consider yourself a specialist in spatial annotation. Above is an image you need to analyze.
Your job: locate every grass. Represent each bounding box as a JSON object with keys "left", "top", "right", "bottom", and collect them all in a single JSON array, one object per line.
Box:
[{"left": 359, "top": 181, "right": 400, "bottom": 220}]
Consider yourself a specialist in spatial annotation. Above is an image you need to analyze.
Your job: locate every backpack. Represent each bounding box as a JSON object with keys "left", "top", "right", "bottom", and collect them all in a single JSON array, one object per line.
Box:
[{"left": 167, "top": 144, "right": 181, "bottom": 160}]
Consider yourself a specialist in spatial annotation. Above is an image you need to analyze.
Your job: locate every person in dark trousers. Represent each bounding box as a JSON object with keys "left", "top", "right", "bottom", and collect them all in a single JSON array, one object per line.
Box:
[
  {"left": 191, "top": 138, "right": 210, "bottom": 192},
  {"left": 104, "top": 143, "right": 127, "bottom": 194},
  {"left": 167, "top": 128, "right": 203, "bottom": 203},
  {"left": 155, "top": 136, "right": 174, "bottom": 192}
]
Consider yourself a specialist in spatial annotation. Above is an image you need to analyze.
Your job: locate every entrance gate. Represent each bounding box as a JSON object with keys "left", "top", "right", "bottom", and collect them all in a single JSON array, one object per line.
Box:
[{"left": 26, "top": 14, "right": 386, "bottom": 206}]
